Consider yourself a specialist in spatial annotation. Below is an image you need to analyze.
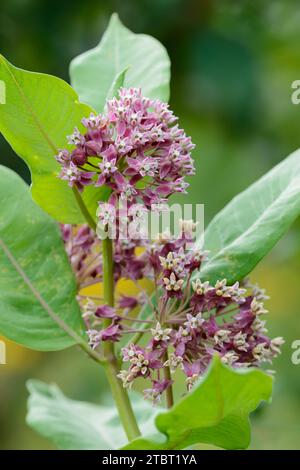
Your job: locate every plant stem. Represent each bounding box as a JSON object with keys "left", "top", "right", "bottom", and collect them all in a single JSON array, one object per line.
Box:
[
  {"left": 72, "top": 187, "right": 97, "bottom": 231},
  {"left": 124, "top": 330, "right": 145, "bottom": 350},
  {"left": 163, "top": 350, "right": 174, "bottom": 408},
  {"left": 102, "top": 236, "right": 141, "bottom": 441},
  {"left": 103, "top": 358, "right": 140, "bottom": 441},
  {"left": 73, "top": 192, "right": 140, "bottom": 442}
]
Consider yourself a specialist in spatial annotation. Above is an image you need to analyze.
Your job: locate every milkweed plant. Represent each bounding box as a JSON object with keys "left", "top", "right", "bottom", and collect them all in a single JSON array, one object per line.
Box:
[{"left": 1, "top": 14, "right": 299, "bottom": 450}]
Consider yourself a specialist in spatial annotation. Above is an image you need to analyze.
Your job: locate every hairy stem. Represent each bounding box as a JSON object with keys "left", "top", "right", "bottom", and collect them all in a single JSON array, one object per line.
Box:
[{"left": 102, "top": 236, "right": 141, "bottom": 441}]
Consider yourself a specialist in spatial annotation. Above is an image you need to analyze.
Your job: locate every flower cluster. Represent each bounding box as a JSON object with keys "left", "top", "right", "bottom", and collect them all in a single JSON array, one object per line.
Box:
[
  {"left": 60, "top": 223, "right": 101, "bottom": 287},
  {"left": 61, "top": 223, "right": 284, "bottom": 405},
  {"left": 115, "top": 239, "right": 284, "bottom": 402},
  {"left": 56, "top": 88, "right": 195, "bottom": 208},
  {"left": 58, "top": 89, "right": 283, "bottom": 406}
]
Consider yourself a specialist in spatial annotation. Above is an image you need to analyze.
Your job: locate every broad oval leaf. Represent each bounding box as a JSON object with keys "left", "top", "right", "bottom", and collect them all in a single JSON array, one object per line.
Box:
[
  {"left": 200, "top": 148, "right": 300, "bottom": 284},
  {"left": 0, "top": 54, "right": 105, "bottom": 224},
  {"left": 0, "top": 166, "right": 85, "bottom": 350},
  {"left": 70, "top": 13, "right": 171, "bottom": 112},
  {"left": 26, "top": 380, "right": 159, "bottom": 450},
  {"left": 122, "top": 356, "right": 273, "bottom": 450}
]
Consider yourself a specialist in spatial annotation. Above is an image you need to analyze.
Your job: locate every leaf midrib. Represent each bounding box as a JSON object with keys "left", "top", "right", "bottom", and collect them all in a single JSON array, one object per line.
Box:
[
  {"left": 0, "top": 237, "right": 83, "bottom": 345},
  {"left": 0, "top": 56, "right": 58, "bottom": 154},
  {"left": 203, "top": 173, "right": 299, "bottom": 266}
]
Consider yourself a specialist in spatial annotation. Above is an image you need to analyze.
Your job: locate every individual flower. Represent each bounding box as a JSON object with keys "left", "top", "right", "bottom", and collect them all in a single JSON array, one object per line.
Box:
[
  {"left": 184, "top": 312, "right": 204, "bottom": 331},
  {"left": 144, "top": 379, "right": 173, "bottom": 405},
  {"left": 151, "top": 322, "right": 172, "bottom": 342},
  {"left": 214, "top": 329, "right": 231, "bottom": 346},
  {"left": 82, "top": 299, "right": 97, "bottom": 319},
  {"left": 95, "top": 305, "right": 119, "bottom": 320},
  {"left": 87, "top": 329, "right": 102, "bottom": 349},
  {"left": 163, "top": 272, "right": 184, "bottom": 295},
  {"left": 97, "top": 203, "right": 116, "bottom": 226},
  {"left": 99, "top": 323, "right": 122, "bottom": 342},
  {"left": 163, "top": 353, "right": 183, "bottom": 374},
  {"left": 59, "top": 162, "right": 95, "bottom": 191},
  {"left": 118, "top": 295, "right": 139, "bottom": 311},
  {"left": 221, "top": 351, "right": 240, "bottom": 366}
]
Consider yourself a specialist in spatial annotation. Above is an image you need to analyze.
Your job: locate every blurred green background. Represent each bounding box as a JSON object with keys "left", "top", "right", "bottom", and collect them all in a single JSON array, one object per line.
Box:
[{"left": 0, "top": 0, "right": 300, "bottom": 450}]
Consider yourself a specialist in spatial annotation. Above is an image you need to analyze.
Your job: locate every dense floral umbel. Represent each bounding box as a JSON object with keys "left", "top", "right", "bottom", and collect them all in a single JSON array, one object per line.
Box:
[
  {"left": 58, "top": 84, "right": 282, "bottom": 405},
  {"left": 55, "top": 88, "right": 195, "bottom": 208},
  {"left": 61, "top": 223, "right": 284, "bottom": 405}
]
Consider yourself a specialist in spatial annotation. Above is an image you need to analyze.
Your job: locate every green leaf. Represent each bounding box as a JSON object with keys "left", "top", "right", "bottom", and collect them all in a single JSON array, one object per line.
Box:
[
  {"left": 0, "top": 54, "right": 105, "bottom": 224},
  {"left": 200, "top": 148, "right": 300, "bottom": 284},
  {"left": 26, "top": 358, "right": 272, "bottom": 450},
  {"left": 0, "top": 166, "right": 85, "bottom": 350},
  {"left": 26, "top": 380, "right": 159, "bottom": 450},
  {"left": 122, "top": 356, "right": 273, "bottom": 450},
  {"left": 70, "top": 13, "right": 171, "bottom": 112}
]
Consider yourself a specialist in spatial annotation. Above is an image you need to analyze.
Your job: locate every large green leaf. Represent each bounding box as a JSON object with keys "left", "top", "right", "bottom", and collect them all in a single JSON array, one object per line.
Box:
[
  {"left": 27, "top": 357, "right": 272, "bottom": 450},
  {"left": 200, "top": 148, "right": 300, "bottom": 284},
  {"left": 122, "top": 356, "right": 273, "bottom": 450},
  {"left": 70, "top": 13, "right": 171, "bottom": 112},
  {"left": 0, "top": 166, "right": 85, "bottom": 350},
  {"left": 26, "top": 380, "right": 159, "bottom": 450},
  {"left": 0, "top": 54, "right": 104, "bottom": 224}
]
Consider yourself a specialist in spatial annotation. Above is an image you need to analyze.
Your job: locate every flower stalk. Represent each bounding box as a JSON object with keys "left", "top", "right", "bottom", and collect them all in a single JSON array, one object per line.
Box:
[
  {"left": 163, "top": 350, "right": 174, "bottom": 408},
  {"left": 101, "top": 235, "right": 141, "bottom": 442},
  {"left": 72, "top": 192, "right": 140, "bottom": 442}
]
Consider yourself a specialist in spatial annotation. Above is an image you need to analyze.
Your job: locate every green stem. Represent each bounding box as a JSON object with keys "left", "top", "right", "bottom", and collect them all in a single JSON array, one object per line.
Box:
[
  {"left": 124, "top": 330, "right": 144, "bottom": 350},
  {"left": 72, "top": 187, "right": 97, "bottom": 231},
  {"left": 73, "top": 190, "right": 140, "bottom": 441},
  {"left": 163, "top": 350, "right": 174, "bottom": 408},
  {"left": 102, "top": 236, "right": 141, "bottom": 441}
]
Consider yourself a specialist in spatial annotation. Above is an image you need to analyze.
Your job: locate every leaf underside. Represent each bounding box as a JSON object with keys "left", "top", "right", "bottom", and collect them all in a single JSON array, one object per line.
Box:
[
  {"left": 26, "top": 356, "right": 272, "bottom": 450},
  {"left": 200, "top": 148, "right": 300, "bottom": 284},
  {"left": 70, "top": 13, "right": 171, "bottom": 112},
  {"left": 26, "top": 380, "right": 159, "bottom": 450}
]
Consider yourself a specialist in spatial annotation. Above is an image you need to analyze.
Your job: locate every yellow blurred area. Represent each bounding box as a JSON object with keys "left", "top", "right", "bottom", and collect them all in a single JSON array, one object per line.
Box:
[
  {"left": 80, "top": 277, "right": 153, "bottom": 300},
  {"left": 0, "top": 336, "right": 40, "bottom": 374},
  {"left": 254, "top": 263, "right": 300, "bottom": 317}
]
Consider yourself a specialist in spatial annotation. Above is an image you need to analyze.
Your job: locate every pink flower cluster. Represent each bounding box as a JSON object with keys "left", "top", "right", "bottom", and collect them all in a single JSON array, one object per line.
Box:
[
  {"left": 115, "top": 237, "right": 284, "bottom": 402},
  {"left": 61, "top": 223, "right": 284, "bottom": 404},
  {"left": 56, "top": 88, "right": 195, "bottom": 208},
  {"left": 58, "top": 85, "right": 283, "bottom": 405}
]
